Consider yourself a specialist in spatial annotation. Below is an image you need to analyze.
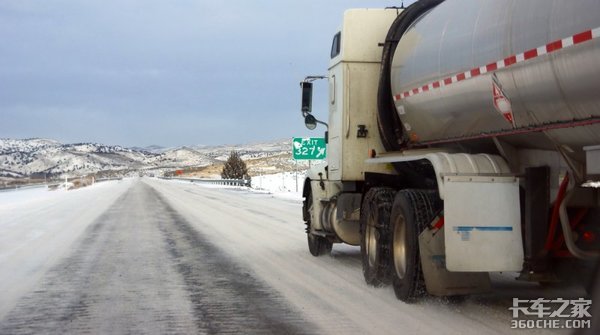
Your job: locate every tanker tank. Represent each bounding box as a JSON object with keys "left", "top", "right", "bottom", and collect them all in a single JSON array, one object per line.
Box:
[{"left": 388, "top": 0, "right": 600, "bottom": 155}]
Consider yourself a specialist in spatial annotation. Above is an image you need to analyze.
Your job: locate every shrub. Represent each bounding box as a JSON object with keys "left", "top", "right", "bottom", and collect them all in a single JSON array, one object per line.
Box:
[{"left": 221, "top": 151, "right": 248, "bottom": 180}]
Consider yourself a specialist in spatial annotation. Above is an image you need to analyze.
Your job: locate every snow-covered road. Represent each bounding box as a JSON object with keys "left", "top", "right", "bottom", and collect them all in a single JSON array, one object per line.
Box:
[{"left": 0, "top": 178, "right": 579, "bottom": 334}]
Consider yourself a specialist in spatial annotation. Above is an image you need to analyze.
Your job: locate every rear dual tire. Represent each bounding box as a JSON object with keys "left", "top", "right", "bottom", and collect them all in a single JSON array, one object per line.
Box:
[
  {"left": 390, "top": 189, "right": 440, "bottom": 302},
  {"left": 360, "top": 187, "right": 440, "bottom": 301}
]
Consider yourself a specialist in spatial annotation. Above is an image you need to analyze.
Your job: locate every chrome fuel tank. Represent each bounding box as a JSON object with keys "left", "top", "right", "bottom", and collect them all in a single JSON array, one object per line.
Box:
[{"left": 391, "top": 0, "right": 600, "bottom": 151}]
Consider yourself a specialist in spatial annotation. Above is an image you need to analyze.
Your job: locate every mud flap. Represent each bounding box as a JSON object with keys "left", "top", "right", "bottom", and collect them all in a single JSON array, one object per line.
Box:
[{"left": 419, "top": 227, "right": 491, "bottom": 296}]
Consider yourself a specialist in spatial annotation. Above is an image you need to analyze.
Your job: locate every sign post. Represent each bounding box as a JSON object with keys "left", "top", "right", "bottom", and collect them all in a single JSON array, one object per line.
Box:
[{"left": 293, "top": 137, "right": 326, "bottom": 193}]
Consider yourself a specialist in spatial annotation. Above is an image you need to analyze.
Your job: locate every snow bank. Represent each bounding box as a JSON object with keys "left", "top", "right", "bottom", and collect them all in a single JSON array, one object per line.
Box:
[
  {"left": 0, "top": 186, "right": 66, "bottom": 211},
  {"left": 168, "top": 171, "right": 307, "bottom": 201},
  {"left": 250, "top": 171, "right": 305, "bottom": 200}
]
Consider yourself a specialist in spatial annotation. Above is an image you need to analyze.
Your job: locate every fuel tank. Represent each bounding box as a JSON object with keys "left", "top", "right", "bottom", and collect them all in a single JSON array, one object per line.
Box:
[{"left": 390, "top": 0, "right": 600, "bottom": 152}]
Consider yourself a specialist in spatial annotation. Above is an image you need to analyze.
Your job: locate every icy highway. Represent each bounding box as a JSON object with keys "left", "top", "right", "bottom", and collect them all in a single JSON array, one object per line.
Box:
[{"left": 0, "top": 178, "right": 578, "bottom": 334}]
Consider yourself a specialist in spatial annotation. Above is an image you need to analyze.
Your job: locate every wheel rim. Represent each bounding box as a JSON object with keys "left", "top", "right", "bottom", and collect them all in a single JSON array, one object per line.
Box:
[
  {"left": 366, "top": 214, "right": 378, "bottom": 267},
  {"left": 393, "top": 214, "right": 407, "bottom": 279}
]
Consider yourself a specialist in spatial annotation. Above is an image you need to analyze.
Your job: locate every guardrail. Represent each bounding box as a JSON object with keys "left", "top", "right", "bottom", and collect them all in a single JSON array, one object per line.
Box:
[
  {"left": 0, "top": 176, "right": 123, "bottom": 193},
  {"left": 161, "top": 177, "right": 251, "bottom": 187},
  {"left": 0, "top": 183, "right": 48, "bottom": 193},
  {"left": 95, "top": 177, "right": 124, "bottom": 183}
]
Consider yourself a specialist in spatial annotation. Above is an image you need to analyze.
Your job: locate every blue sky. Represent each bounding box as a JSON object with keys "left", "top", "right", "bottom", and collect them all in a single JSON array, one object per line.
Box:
[{"left": 0, "top": 0, "right": 411, "bottom": 147}]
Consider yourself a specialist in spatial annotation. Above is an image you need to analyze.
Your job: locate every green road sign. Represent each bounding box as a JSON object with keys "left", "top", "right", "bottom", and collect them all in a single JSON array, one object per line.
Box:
[{"left": 293, "top": 137, "right": 326, "bottom": 160}]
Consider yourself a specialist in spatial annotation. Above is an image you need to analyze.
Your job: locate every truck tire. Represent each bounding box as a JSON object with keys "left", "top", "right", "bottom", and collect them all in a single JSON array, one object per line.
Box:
[
  {"left": 360, "top": 187, "right": 396, "bottom": 286},
  {"left": 389, "top": 189, "right": 440, "bottom": 302},
  {"left": 304, "top": 192, "right": 332, "bottom": 256},
  {"left": 308, "top": 233, "right": 332, "bottom": 256}
]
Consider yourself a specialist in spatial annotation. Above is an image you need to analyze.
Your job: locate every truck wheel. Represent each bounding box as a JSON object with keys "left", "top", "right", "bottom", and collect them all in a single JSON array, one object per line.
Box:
[
  {"left": 305, "top": 192, "right": 332, "bottom": 256},
  {"left": 390, "top": 189, "right": 439, "bottom": 302},
  {"left": 308, "top": 234, "right": 332, "bottom": 256},
  {"left": 360, "top": 187, "right": 396, "bottom": 286}
]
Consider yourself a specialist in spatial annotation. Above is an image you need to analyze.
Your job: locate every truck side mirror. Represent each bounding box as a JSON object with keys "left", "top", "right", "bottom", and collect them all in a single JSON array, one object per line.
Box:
[
  {"left": 301, "top": 81, "right": 313, "bottom": 115},
  {"left": 299, "top": 76, "right": 328, "bottom": 130},
  {"left": 304, "top": 114, "right": 317, "bottom": 130}
]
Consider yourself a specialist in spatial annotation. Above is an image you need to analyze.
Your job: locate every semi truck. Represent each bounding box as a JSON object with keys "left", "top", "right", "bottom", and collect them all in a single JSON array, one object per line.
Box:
[{"left": 299, "top": 0, "right": 600, "bottom": 302}]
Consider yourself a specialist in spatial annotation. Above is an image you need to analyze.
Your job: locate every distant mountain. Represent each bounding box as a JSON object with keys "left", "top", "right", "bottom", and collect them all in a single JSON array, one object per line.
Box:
[
  {"left": 191, "top": 139, "right": 294, "bottom": 161},
  {"left": 0, "top": 138, "right": 299, "bottom": 179},
  {"left": 0, "top": 139, "right": 156, "bottom": 178},
  {"left": 130, "top": 144, "right": 168, "bottom": 154}
]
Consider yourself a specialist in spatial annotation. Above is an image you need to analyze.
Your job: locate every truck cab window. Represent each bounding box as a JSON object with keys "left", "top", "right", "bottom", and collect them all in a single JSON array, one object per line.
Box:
[{"left": 330, "top": 32, "right": 341, "bottom": 59}]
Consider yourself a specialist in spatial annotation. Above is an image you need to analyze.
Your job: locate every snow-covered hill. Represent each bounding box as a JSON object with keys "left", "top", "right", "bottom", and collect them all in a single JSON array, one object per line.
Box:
[
  {"left": 0, "top": 138, "right": 305, "bottom": 179},
  {"left": 194, "top": 139, "right": 295, "bottom": 161},
  {"left": 0, "top": 139, "right": 156, "bottom": 178}
]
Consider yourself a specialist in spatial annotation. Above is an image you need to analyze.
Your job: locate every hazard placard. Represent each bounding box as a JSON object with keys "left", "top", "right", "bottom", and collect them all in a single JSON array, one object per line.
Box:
[{"left": 492, "top": 78, "right": 515, "bottom": 126}]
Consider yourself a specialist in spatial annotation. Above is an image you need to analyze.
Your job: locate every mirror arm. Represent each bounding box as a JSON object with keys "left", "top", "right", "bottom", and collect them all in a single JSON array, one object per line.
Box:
[
  {"left": 316, "top": 119, "right": 329, "bottom": 129},
  {"left": 302, "top": 75, "right": 327, "bottom": 83}
]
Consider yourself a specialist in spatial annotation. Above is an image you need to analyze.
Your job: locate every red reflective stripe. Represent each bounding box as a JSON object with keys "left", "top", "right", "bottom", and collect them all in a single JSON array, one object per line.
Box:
[
  {"left": 504, "top": 55, "right": 517, "bottom": 66},
  {"left": 394, "top": 28, "right": 597, "bottom": 101},
  {"left": 523, "top": 48, "right": 538, "bottom": 60},
  {"left": 433, "top": 216, "right": 445, "bottom": 230},
  {"left": 486, "top": 62, "right": 498, "bottom": 72},
  {"left": 573, "top": 30, "right": 593, "bottom": 44},
  {"left": 546, "top": 40, "right": 563, "bottom": 52}
]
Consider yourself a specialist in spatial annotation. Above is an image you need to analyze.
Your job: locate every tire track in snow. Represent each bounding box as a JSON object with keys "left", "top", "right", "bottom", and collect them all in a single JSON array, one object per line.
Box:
[{"left": 148, "top": 184, "right": 317, "bottom": 334}]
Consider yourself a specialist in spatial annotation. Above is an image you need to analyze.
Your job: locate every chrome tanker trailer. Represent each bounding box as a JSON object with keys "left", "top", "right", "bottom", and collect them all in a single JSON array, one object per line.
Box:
[{"left": 299, "top": 0, "right": 600, "bottom": 301}]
